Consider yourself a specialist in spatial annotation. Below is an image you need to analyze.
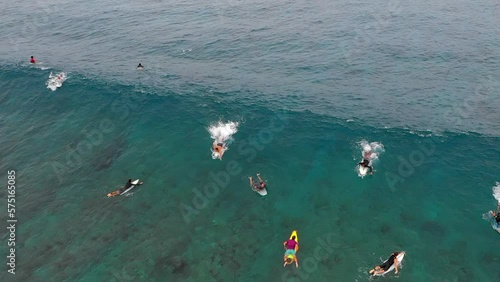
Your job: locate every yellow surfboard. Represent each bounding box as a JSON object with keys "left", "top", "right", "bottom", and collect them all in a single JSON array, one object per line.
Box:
[{"left": 290, "top": 230, "right": 299, "bottom": 252}]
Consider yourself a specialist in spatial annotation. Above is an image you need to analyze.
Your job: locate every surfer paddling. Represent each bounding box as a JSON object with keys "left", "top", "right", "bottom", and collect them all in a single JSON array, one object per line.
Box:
[
  {"left": 107, "top": 179, "right": 144, "bottom": 197},
  {"left": 359, "top": 150, "right": 374, "bottom": 175},
  {"left": 489, "top": 204, "right": 500, "bottom": 232},
  {"left": 249, "top": 173, "right": 266, "bottom": 192},
  {"left": 283, "top": 231, "right": 299, "bottom": 268},
  {"left": 369, "top": 251, "right": 404, "bottom": 276},
  {"left": 212, "top": 141, "right": 226, "bottom": 160},
  {"left": 213, "top": 142, "right": 224, "bottom": 154}
]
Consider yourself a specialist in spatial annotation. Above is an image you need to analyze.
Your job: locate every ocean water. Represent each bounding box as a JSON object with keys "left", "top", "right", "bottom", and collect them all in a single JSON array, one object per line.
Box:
[{"left": 0, "top": 0, "right": 499, "bottom": 281}]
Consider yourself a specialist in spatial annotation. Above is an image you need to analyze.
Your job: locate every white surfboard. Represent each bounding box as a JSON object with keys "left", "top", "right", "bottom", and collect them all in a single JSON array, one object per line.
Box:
[
  {"left": 373, "top": 252, "right": 405, "bottom": 276},
  {"left": 358, "top": 165, "right": 368, "bottom": 177},
  {"left": 212, "top": 150, "right": 222, "bottom": 160},
  {"left": 121, "top": 179, "right": 140, "bottom": 194},
  {"left": 253, "top": 187, "right": 268, "bottom": 196}
]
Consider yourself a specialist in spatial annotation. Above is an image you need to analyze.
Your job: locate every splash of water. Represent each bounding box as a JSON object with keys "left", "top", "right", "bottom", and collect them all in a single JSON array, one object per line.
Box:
[
  {"left": 46, "top": 72, "right": 67, "bottom": 91},
  {"left": 358, "top": 140, "right": 385, "bottom": 162},
  {"left": 492, "top": 182, "right": 500, "bottom": 203},
  {"left": 208, "top": 121, "right": 239, "bottom": 159}
]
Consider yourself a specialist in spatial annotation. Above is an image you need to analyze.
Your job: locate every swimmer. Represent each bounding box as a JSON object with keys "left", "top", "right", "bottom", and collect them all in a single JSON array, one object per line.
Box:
[
  {"left": 30, "top": 56, "right": 36, "bottom": 64},
  {"left": 137, "top": 63, "right": 144, "bottom": 70}
]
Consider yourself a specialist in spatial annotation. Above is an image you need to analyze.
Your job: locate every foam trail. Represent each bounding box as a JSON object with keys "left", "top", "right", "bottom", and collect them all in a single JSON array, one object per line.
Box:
[
  {"left": 208, "top": 121, "right": 239, "bottom": 159},
  {"left": 492, "top": 182, "right": 500, "bottom": 203},
  {"left": 358, "top": 140, "right": 385, "bottom": 162},
  {"left": 46, "top": 72, "right": 67, "bottom": 91}
]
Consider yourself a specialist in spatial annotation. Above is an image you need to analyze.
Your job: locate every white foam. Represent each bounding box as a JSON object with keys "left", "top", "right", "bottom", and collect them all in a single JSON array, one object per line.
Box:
[
  {"left": 492, "top": 182, "right": 500, "bottom": 203},
  {"left": 208, "top": 121, "right": 239, "bottom": 159},
  {"left": 46, "top": 72, "right": 67, "bottom": 91},
  {"left": 358, "top": 140, "right": 385, "bottom": 162},
  {"left": 208, "top": 121, "right": 239, "bottom": 143}
]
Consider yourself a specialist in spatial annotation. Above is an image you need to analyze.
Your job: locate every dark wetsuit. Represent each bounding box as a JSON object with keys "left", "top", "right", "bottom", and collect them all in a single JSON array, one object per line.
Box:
[
  {"left": 120, "top": 181, "right": 134, "bottom": 193},
  {"left": 495, "top": 214, "right": 500, "bottom": 224},
  {"left": 359, "top": 159, "right": 373, "bottom": 173},
  {"left": 379, "top": 253, "right": 398, "bottom": 271}
]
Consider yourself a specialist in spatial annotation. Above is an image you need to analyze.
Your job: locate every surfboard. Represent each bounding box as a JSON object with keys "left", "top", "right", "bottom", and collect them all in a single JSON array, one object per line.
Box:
[
  {"left": 290, "top": 230, "right": 298, "bottom": 245},
  {"left": 121, "top": 179, "right": 140, "bottom": 194},
  {"left": 373, "top": 252, "right": 405, "bottom": 276},
  {"left": 253, "top": 186, "right": 268, "bottom": 196},
  {"left": 107, "top": 179, "right": 140, "bottom": 197},
  {"left": 358, "top": 165, "right": 368, "bottom": 177},
  {"left": 212, "top": 150, "right": 225, "bottom": 160}
]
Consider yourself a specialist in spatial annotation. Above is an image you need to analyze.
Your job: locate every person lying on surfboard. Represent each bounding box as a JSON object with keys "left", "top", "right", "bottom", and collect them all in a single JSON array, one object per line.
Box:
[
  {"left": 489, "top": 205, "right": 500, "bottom": 231},
  {"left": 369, "top": 252, "right": 401, "bottom": 275},
  {"left": 107, "top": 179, "right": 144, "bottom": 197},
  {"left": 358, "top": 159, "right": 373, "bottom": 175},
  {"left": 283, "top": 235, "right": 299, "bottom": 267},
  {"left": 359, "top": 150, "right": 374, "bottom": 174},
  {"left": 214, "top": 143, "right": 224, "bottom": 153},
  {"left": 249, "top": 173, "right": 266, "bottom": 191}
]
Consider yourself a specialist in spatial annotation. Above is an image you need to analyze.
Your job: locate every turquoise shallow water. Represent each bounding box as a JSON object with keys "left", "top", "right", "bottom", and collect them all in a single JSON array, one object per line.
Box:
[
  {"left": 0, "top": 0, "right": 500, "bottom": 281},
  {"left": 0, "top": 67, "right": 498, "bottom": 282}
]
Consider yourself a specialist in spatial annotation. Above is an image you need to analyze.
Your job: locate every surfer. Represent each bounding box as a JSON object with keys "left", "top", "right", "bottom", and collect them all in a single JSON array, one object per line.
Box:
[
  {"left": 369, "top": 252, "right": 401, "bottom": 275},
  {"left": 358, "top": 159, "right": 373, "bottom": 174},
  {"left": 283, "top": 234, "right": 299, "bottom": 267},
  {"left": 358, "top": 149, "right": 374, "bottom": 174},
  {"left": 30, "top": 56, "right": 36, "bottom": 64},
  {"left": 213, "top": 142, "right": 224, "bottom": 154},
  {"left": 249, "top": 173, "right": 266, "bottom": 191},
  {"left": 107, "top": 179, "right": 144, "bottom": 197},
  {"left": 137, "top": 63, "right": 144, "bottom": 70},
  {"left": 489, "top": 205, "right": 500, "bottom": 231}
]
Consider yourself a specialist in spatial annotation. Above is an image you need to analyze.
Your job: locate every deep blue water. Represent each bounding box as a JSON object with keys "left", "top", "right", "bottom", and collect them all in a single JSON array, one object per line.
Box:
[{"left": 0, "top": 0, "right": 499, "bottom": 281}]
